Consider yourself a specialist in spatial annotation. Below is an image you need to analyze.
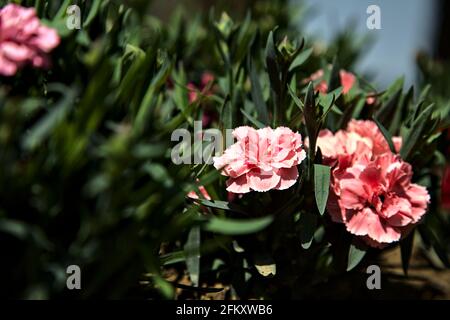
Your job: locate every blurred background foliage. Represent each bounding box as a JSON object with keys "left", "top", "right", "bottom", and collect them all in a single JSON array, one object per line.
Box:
[{"left": 0, "top": 0, "right": 449, "bottom": 299}]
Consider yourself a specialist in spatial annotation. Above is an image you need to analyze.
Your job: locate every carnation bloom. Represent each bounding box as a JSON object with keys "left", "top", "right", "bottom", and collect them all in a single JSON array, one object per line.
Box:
[
  {"left": 0, "top": 4, "right": 60, "bottom": 76},
  {"left": 213, "top": 126, "right": 306, "bottom": 193},
  {"left": 315, "top": 120, "right": 429, "bottom": 247},
  {"left": 329, "top": 153, "right": 429, "bottom": 247}
]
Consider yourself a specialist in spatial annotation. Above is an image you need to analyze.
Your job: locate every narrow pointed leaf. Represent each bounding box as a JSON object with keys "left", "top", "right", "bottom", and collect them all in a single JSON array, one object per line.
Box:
[
  {"left": 241, "top": 109, "right": 265, "bottom": 128},
  {"left": 248, "top": 58, "right": 269, "bottom": 124},
  {"left": 347, "top": 242, "right": 367, "bottom": 271},
  {"left": 400, "top": 230, "right": 415, "bottom": 276},
  {"left": 314, "top": 164, "right": 330, "bottom": 215},
  {"left": 203, "top": 216, "right": 273, "bottom": 235},
  {"left": 373, "top": 117, "right": 396, "bottom": 153},
  {"left": 299, "top": 211, "right": 317, "bottom": 249},
  {"left": 184, "top": 226, "right": 201, "bottom": 286},
  {"left": 289, "top": 47, "right": 313, "bottom": 71}
]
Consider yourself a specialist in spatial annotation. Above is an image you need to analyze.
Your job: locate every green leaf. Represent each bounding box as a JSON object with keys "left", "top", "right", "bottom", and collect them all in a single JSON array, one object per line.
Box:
[
  {"left": 400, "top": 230, "right": 415, "bottom": 276},
  {"left": 287, "top": 83, "right": 304, "bottom": 111},
  {"left": 304, "top": 81, "right": 317, "bottom": 137},
  {"left": 192, "top": 199, "right": 248, "bottom": 215},
  {"left": 299, "top": 211, "right": 317, "bottom": 249},
  {"left": 289, "top": 47, "right": 313, "bottom": 71},
  {"left": 248, "top": 58, "right": 270, "bottom": 124},
  {"left": 373, "top": 117, "right": 396, "bottom": 153},
  {"left": 55, "top": 0, "right": 72, "bottom": 19},
  {"left": 153, "top": 275, "right": 174, "bottom": 299},
  {"left": 400, "top": 103, "right": 434, "bottom": 160},
  {"left": 0, "top": 219, "right": 28, "bottom": 240},
  {"left": 22, "top": 84, "right": 76, "bottom": 150},
  {"left": 314, "top": 164, "right": 330, "bottom": 215},
  {"left": 376, "top": 89, "right": 402, "bottom": 127},
  {"left": 132, "top": 143, "right": 167, "bottom": 158},
  {"left": 383, "top": 76, "right": 404, "bottom": 98},
  {"left": 241, "top": 109, "right": 265, "bottom": 128},
  {"left": 184, "top": 226, "right": 201, "bottom": 286},
  {"left": 83, "top": 0, "right": 102, "bottom": 28},
  {"left": 320, "top": 87, "right": 342, "bottom": 120},
  {"left": 134, "top": 55, "right": 172, "bottom": 133},
  {"left": 265, "top": 29, "right": 281, "bottom": 103},
  {"left": 347, "top": 242, "right": 367, "bottom": 271},
  {"left": 0, "top": 219, "right": 52, "bottom": 250},
  {"left": 203, "top": 215, "right": 273, "bottom": 235},
  {"left": 220, "top": 95, "right": 232, "bottom": 130},
  {"left": 328, "top": 58, "right": 341, "bottom": 92},
  {"left": 160, "top": 251, "right": 186, "bottom": 266},
  {"left": 143, "top": 163, "right": 174, "bottom": 188}
]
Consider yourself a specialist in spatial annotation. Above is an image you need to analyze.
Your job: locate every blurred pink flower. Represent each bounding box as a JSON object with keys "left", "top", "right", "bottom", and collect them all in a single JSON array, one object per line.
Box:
[
  {"left": 187, "top": 72, "right": 216, "bottom": 127},
  {"left": 187, "top": 185, "right": 211, "bottom": 200},
  {"left": 0, "top": 4, "right": 60, "bottom": 76},
  {"left": 187, "top": 83, "right": 199, "bottom": 104},
  {"left": 303, "top": 68, "right": 356, "bottom": 94},
  {"left": 213, "top": 126, "right": 306, "bottom": 193},
  {"left": 366, "top": 94, "right": 377, "bottom": 105},
  {"left": 187, "top": 72, "right": 215, "bottom": 104},
  {"left": 316, "top": 120, "right": 429, "bottom": 247},
  {"left": 339, "top": 70, "right": 356, "bottom": 94}
]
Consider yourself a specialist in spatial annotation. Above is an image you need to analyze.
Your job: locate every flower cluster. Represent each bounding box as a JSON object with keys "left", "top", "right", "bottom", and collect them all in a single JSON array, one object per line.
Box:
[
  {"left": 0, "top": 4, "right": 60, "bottom": 76},
  {"left": 213, "top": 126, "right": 306, "bottom": 193},
  {"left": 316, "top": 120, "right": 430, "bottom": 247},
  {"left": 305, "top": 68, "right": 356, "bottom": 94}
]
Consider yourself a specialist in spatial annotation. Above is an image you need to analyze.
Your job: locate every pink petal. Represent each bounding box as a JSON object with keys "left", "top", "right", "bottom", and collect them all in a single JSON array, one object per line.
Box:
[
  {"left": 346, "top": 208, "right": 401, "bottom": 243},
  {"left": 247, "top": 170, "right": 280, "bottom": 192},
  {"left": 339, "top": 178, "right": 367, "bottom": 210},
  {"left": 382, "top": 196, "right": 412, "bottom": 219},
  {"left": 406, "top": 184, "right": 429, "bottom": 221},
  {"left": 0, "top": 42, "right": 32, "bottom": 62},
  {"left": 0, "top": 54, "right": 18, "bottom": 76},
  {"left": 226, "top": 175, "right": 251, "bottom": 193},
  {"left": 346, "top": 208, "right": 374, "bottom": 236},
  {"left": 31, "top": 26, "right": 60, "bottom": 52},
  {"left": 393, "top": 136, "right": 402, "bottom": 153},
  {"left": 359, "top": 165, "right": 382, "bottom": 189},
  {"left": 387, "top": 212, "right": 414, "bottom": 227},
  {"left": 339, "top": 70, "right": 356, "bottom": 94},
  {"left": 275, "top": 166, "right": 299, "bottom": 190}
]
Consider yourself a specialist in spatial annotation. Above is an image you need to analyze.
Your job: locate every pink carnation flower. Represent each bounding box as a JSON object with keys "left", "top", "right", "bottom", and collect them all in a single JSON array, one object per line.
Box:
[
  {"left": 316, "top": 120, "right": 429, "bottom": 247},
  {"left": 329, "top": 153, "right": 429, "bottom": 247},
  {"left": 0, "top": 4, "right": 60, "bottom": 76},
  {"left": 213, "top": 126, "right": 306, "bottom": 193}
]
